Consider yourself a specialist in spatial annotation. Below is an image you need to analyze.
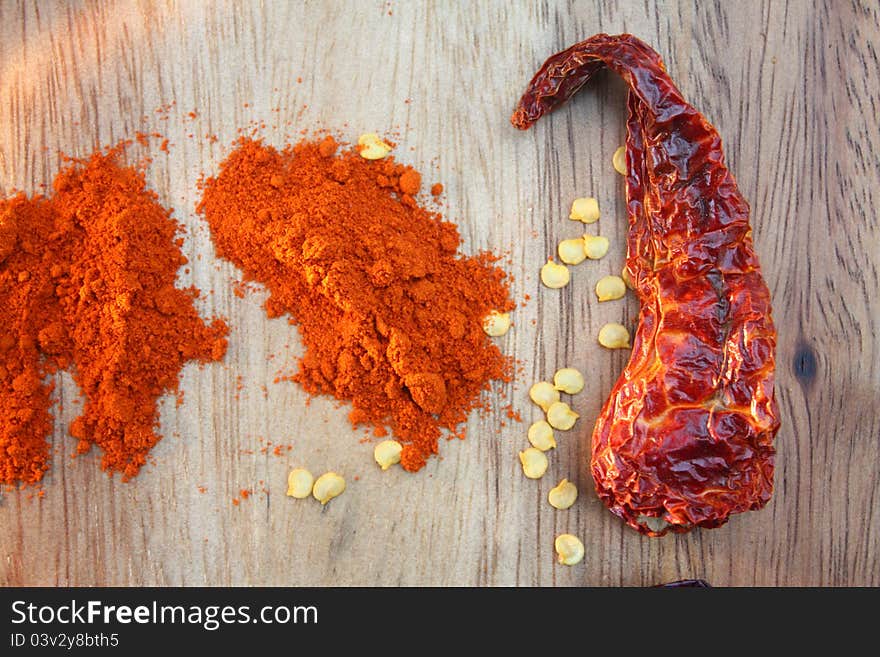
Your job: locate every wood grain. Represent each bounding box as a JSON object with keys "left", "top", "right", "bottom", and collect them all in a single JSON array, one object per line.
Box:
[{"left": 1, "top": 0, "right": 877, "bottom": 586}]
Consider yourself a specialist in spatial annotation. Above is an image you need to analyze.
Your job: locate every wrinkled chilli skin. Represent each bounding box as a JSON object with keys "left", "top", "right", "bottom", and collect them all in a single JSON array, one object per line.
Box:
[{"left": 512, "top": 34, "right": 779, "bottom": 536}]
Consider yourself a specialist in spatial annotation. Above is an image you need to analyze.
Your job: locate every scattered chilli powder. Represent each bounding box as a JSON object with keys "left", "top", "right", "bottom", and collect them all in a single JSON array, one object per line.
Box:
[
  {"left": 199, "top": 136, "right": 514, "bottom": 471},
  {"left": 0, "top": 196, "right": 67, "bottom": 485},
  {"left": 0, "top": 144, "right": 228, "bottom": 485}
]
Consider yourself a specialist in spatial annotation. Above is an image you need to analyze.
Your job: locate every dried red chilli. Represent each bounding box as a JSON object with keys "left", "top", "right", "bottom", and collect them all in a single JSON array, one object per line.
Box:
[{"left": 512, "top": 34, "right": 780, "bottom": 536}]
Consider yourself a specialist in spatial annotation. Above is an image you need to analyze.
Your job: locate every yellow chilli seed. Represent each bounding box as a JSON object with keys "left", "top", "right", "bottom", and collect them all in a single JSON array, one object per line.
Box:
[
  {"left": 553, "top": 367, "right": 584, "bottom": 394},
  {"left": 527, "top": 420, "right": 557, "bottom": 451},
  {"left": 612, "top": 146, "right": 627, "bottom": 175},
  {"left": 558, "top": 238, "right": 587, "bottom": 265},
  {"left": 519, "top": 447, "right": 549, "bottom": 479},
  {"left": 598, "top": 323, "right": 631, "bottom": 349},
  {"left": 483, "top": 310, "right": 512, "bottom": 337},
  {"left": 595, "top": 275, "right": 627, "bottom": 302},
  {"left": 286, "top": 468, "right": 314, "bottom": 499},
  {"left": 540, "top": 260, "right": 570, "bottom": 289},
  {"left": 548, "top": 478, "right": 578, "bottom": 510},
  {"left": 555, "top": 534, "right": 585, "bottom": 565},
  {"left": 529, "top": 381, "right": 560, "bottom": 412},
  {"left": 583, "top": 235, "right": 610, "bottom": 260},
  {"left": 546, "top": 401, "right": 579, "bottom": 431},
  {"left": 373, "top": 440, "right": 403, "bottom": 470},
  {"left": 569, "top": 197, "right": 600, "bottom": 223},
  {"left": 358, "top": 133, "right": 392, "bottom": 160},
  {"left": 312, "top": 472, "right": 346, "bottom": 504},
  {"left": 621, "top": 266, "right": 634, "bottom": 290}
]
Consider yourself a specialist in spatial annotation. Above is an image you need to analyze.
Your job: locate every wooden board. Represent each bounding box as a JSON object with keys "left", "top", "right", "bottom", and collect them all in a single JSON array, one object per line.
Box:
[{"left": 1, "top": 0, "right": 878, "bottom": 587}]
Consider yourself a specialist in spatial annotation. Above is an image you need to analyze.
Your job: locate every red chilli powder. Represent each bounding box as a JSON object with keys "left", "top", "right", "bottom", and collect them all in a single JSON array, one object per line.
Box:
[{"left": 198, "top": 136, "right": 514, "bottom": 471}]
